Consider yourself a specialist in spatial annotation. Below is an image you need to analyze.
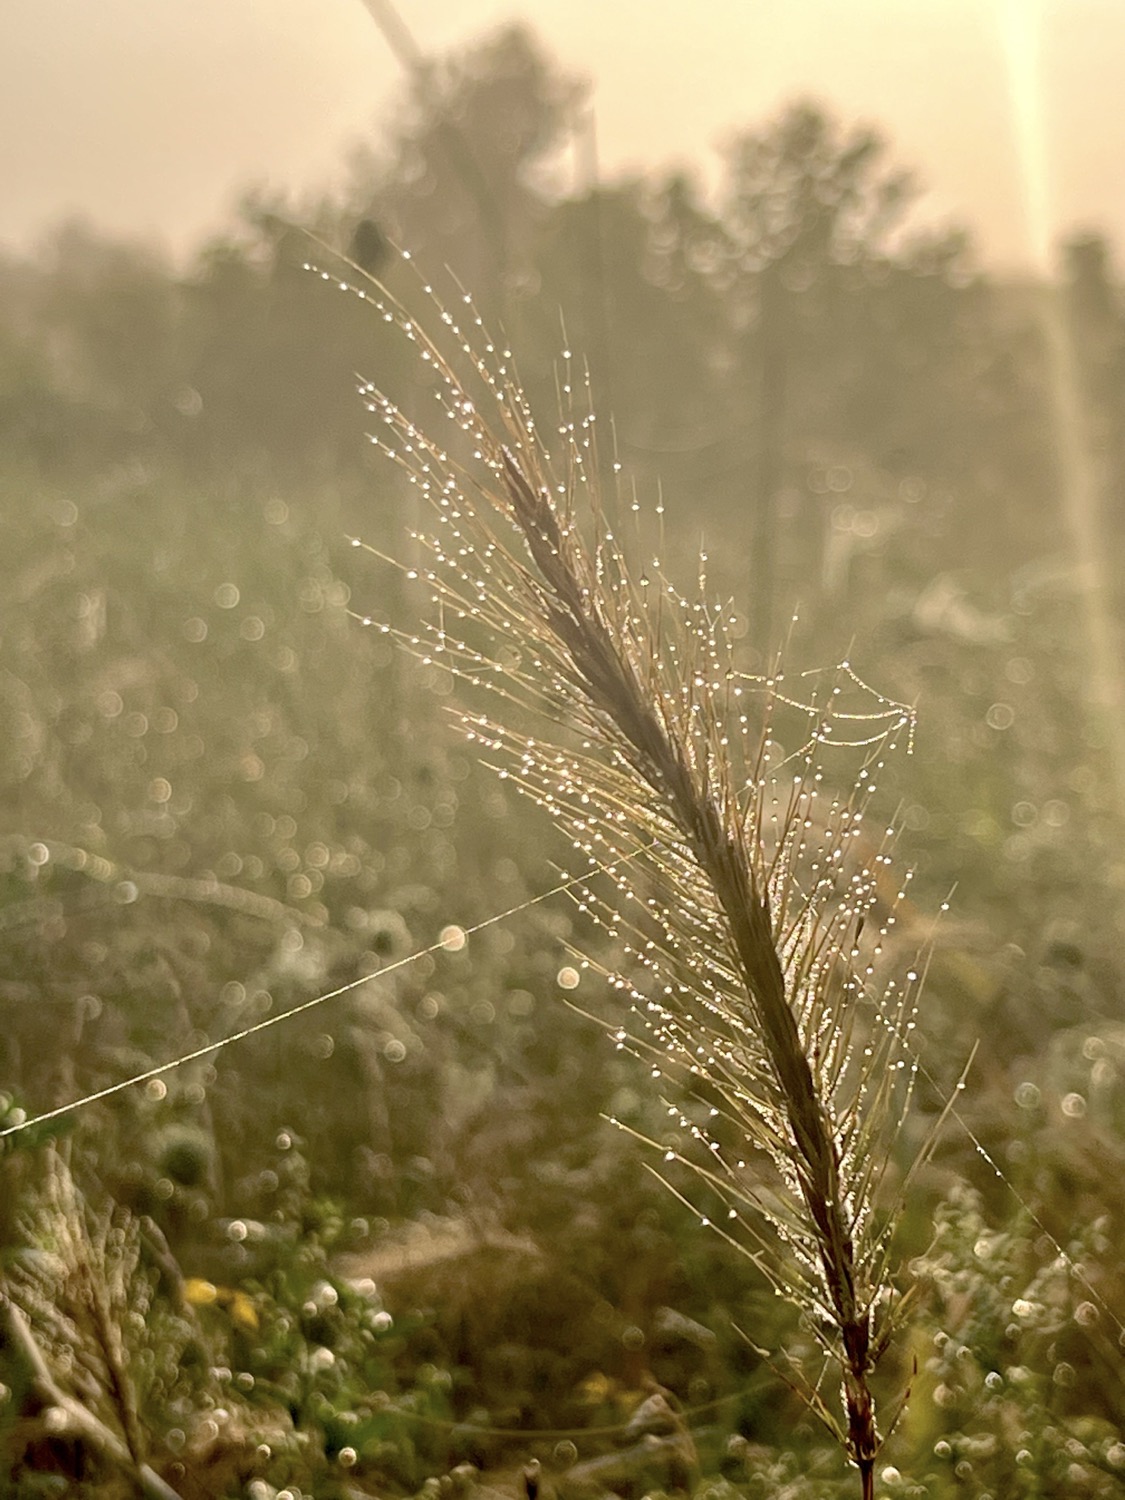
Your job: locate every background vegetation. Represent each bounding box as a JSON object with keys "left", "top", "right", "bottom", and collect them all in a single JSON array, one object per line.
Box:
[{"left": 1, "top": 23, "right": 1123, "bottom": 1498}]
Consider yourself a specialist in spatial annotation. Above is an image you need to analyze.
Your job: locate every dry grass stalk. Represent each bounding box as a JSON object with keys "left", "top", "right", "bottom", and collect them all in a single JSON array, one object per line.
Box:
[
  {"left": 329, "top": 247, "right": 947, "bottom": 1496},
  {"left": 3, "top": 1149, "right": 181, "bottom": 1499}
]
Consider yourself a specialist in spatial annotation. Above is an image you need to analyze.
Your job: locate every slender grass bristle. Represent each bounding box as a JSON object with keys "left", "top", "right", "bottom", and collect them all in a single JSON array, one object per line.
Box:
[{"left": 338, "top": 244, "right": 945, "bottom": 1496}]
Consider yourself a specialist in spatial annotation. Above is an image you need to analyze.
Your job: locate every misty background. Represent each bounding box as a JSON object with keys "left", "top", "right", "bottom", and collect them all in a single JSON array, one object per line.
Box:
[
  {"left": 1, "top": 4, "right": 1124, "bottom": 1496},
  {"left": 4, "top": 0, "right": 1125, "bottom": 269}
]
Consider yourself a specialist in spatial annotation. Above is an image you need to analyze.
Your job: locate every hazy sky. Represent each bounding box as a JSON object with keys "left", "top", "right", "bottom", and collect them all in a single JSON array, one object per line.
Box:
[{"left": 2, "top": 0, "right": 1123, "bottom": 271}]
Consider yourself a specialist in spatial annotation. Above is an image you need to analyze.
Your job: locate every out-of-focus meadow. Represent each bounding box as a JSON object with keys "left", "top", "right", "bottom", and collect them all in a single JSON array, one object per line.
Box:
[{"left": 1, "top": 23, "right": 1123, "bottom": 1499}]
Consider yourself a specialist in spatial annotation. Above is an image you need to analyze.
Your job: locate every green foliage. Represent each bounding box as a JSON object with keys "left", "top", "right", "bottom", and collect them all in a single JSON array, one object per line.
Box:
[{"left": 898, "top": 1186, "right": 1124, "bottom": 1497}]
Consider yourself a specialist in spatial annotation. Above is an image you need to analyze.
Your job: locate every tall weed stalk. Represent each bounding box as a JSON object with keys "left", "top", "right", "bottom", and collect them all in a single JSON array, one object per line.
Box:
[{"left": 332, "top": 250, "right": 951, "bottom": 1496}]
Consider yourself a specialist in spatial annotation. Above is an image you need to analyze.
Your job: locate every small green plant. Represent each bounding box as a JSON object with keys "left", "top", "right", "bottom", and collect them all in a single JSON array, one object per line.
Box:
[
  {"left": 336, "top": 248, "right": 959, "bottom": 1498},
  {"left": 903, "top": 1183, "right": 1124, "bottom": 1498},
  {"left": 1, "top": 1144, "right": 456, "bottom": 1496}
]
